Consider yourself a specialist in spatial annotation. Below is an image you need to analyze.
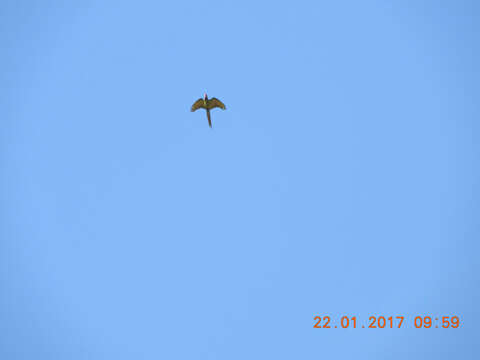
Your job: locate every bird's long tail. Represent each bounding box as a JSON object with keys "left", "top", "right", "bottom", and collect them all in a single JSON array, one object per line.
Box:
[{"left": 206, "top": 109, "right": 212, "bottom": 128}]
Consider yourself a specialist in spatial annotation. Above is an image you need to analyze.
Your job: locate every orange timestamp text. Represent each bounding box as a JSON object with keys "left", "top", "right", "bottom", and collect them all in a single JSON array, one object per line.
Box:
[{"left": 313, "top": 315, "right": 460, "bottom": 329}]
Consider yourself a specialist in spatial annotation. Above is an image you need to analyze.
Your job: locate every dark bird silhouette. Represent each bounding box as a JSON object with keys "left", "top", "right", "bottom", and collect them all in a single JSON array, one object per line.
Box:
[{"left": 191, "top": 93, "right": 226, "bottom": 128}]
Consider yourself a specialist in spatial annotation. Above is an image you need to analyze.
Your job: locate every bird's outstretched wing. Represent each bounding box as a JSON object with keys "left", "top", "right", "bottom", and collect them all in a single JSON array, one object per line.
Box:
[
  {"left": 191, "top": 98, "right": 206, "bottom": 112},
  {"left": 208, "top": 98, "right": 226, "bottom": 110}
]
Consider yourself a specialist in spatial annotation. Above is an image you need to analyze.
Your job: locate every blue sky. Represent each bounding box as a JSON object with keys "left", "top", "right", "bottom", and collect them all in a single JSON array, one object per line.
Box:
[{"left": 1, "top": 1, "right": 479, "bottom": 359}]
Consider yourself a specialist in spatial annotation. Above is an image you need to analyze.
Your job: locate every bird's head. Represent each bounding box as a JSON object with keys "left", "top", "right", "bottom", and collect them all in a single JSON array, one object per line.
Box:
[{"left": 203, "top": 93, "right": 208, "bottom": 100}]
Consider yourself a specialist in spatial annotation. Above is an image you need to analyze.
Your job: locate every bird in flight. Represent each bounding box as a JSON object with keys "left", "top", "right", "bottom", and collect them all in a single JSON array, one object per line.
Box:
[{"left": 191, "top": 93, "right": 226, "bottom": 128}]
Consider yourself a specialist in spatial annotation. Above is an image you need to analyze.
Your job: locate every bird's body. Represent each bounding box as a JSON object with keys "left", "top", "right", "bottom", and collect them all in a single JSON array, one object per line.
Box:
[{"left": 191, "top": 93, "right": 226, "bottom": 128}]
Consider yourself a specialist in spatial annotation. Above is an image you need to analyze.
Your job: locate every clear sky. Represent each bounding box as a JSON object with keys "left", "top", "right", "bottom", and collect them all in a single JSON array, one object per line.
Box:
[{"left": 1, "top": 1, "right": 479, "bottom": 359}]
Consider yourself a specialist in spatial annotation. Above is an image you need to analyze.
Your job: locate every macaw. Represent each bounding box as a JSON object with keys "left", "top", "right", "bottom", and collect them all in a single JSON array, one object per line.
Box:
[{"left": 191, "top": 93, "right": 226, "bottom": 128}]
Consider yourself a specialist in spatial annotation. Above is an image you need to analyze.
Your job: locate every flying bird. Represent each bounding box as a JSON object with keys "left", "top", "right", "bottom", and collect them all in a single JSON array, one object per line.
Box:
[{"left": 191, "top": 93, "right": 226, "bottom": 128}]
